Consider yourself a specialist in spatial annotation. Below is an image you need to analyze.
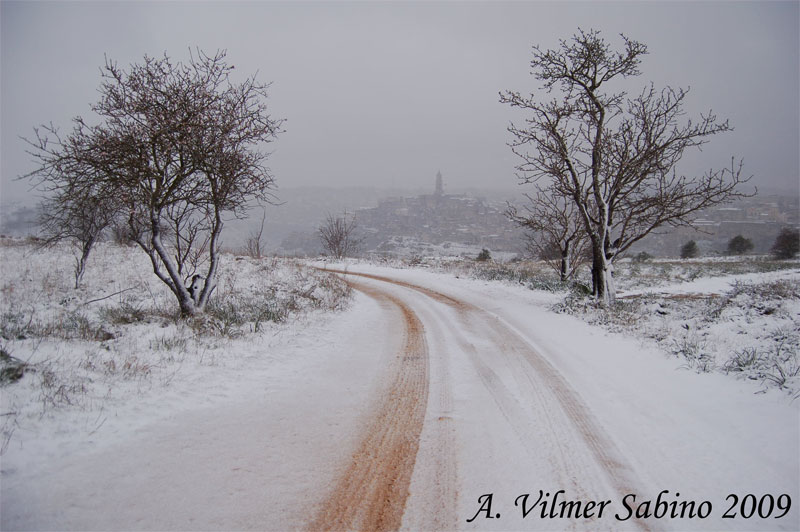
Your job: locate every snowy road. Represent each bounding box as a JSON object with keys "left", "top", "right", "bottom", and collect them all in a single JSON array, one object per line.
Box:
[
  {"left": 2, "top": 266, "right": 798, "bottom": 531},
  {"left": 324, "top": 270, "right": 649, "bottom": 531},
  {"left": 317, "top": 267, "right": 799, "bottom": 531}
]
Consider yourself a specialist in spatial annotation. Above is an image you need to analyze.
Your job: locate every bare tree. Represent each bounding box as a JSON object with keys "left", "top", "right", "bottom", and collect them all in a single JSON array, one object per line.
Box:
[
  {"left": 501, "top": 29, "right": 751, "bottom": 304},
  {"left": 245, "top": 208, "right": 268, "bottom": 259},
  {"left": 318, "top": 211, "right": 363, "bottom": 259},
  {"left": 507, "top": 185, "right": 589, "bottom": 281},
  {"left": 25, "top": 50, "right": 284, "bottom": 316},
  {"left": 37, "top": 184, "right": 115, "bottom": 288}
]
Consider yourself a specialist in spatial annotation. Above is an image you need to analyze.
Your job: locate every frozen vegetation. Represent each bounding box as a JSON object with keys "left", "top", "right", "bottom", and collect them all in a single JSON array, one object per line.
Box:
[{"left": 0, "top": 237, "right": 352, "bottom": 455}]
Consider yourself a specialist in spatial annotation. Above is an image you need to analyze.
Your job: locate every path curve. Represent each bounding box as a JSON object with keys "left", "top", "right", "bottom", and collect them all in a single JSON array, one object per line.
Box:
[
  {"left": 320, "top": 268, "right": 650, "bottom": 531},
  {"left": 307, "top": 280, "right": 430, "bottom": 532}
]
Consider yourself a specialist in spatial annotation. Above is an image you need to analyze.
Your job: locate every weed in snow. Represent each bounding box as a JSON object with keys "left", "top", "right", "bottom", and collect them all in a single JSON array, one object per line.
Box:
[{"left": 554, "top": 277, "right": 800, "bottom": 395}]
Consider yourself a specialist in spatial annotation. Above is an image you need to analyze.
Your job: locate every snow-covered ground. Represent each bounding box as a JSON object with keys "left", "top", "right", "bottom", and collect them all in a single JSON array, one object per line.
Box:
[
  {"left": 351, "top": 255, "right": 800, "bottom": 395},
  {"left": 0, "top": 239, "right": 353, "bottom": 474},
  {"left": 320, "top": 262, "right": 800, "bottom": 530},
  {"left": 565, "top": 267, "right": 800, "bottom": 395},
  {"left": 368, "top": 235, "right": 518, "bottom": 263},
  {"left": 1, "top": 240, "right": 798, "bottom": 530}
]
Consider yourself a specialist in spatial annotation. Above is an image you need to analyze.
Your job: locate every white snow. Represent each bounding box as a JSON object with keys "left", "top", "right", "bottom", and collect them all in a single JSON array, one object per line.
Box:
[
  {"left": 1, "top": 241, "right": 798, "bottom": 530},
  {"left": 619, "top": 266, "right": 800, "bottom": 298}
]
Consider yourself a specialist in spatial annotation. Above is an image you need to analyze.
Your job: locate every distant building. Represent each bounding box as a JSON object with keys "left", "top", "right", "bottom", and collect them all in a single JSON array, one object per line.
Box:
[{"left": 354, "top": 171, "right": 526, "bottom": 253}]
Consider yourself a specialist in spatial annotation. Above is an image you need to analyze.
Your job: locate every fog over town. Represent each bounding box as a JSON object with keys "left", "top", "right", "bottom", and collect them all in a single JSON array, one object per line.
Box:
[{"left": 1, "top": 2, "right": 798, "bottom": 258}]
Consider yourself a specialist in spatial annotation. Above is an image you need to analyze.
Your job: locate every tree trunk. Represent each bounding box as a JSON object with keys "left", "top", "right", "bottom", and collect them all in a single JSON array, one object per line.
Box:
[
  {"left": 146, "top": 210, "right": 204, "bottom": 318},
  {"left": 559, "top": 241, "right": 570, "bottom": 282},
  {"left": 590, "top": 241, "right": 616, "bottom": 305},
  {"left": 598, "top": 261, "right": 615, "bottom": 304},
  {"left": 73, "top": 237, "right": 96, "bottom": 289},
  {"left": 74, "top": 254, "right": 87, "bottom": 289},
  {"left": 195, "top": 214, "right": 223, "bottom": 310},
  {"left": 178, "top": 295, "right": 199, "bottom": 317}
]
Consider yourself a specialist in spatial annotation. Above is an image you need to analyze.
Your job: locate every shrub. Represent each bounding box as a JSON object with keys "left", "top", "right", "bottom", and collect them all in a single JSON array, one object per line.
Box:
[
  {"left": 723, "top": 348, "right": 762, "bottom": 374},
  {"left": 202, "top": 296, "right": 290, "bottom": 338},
  {"left": 38, "top": 365, "right": 89, "bottom": 411},
  {"left": 727, "top": 234, "right": 754, "bottom": 255},
  {"left": 724, "top": 341, "right": 800, "bottom": 391},
  {"left": 672, "top": 336, "right": 715, "bottom": 373},
  {"left": 680, "top": 240, "right": 699, "bottom": 259},
  {"left": 476, "top": 248, "right": 492, "bottom": 262},
  {"left": 0, "top": 348, "right": 28, "bottom": 384},
  {"left": 771, "top": 227, "right": 800, "bottom": 259},
  {"left": 100, "top": 297, "right": 147, "bottom": 324}
]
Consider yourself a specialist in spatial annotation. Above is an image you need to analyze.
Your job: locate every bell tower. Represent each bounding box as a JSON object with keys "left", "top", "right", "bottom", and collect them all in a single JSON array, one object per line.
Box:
[{"left": 435, "top": 170, "right": 443, "bottom": 197}]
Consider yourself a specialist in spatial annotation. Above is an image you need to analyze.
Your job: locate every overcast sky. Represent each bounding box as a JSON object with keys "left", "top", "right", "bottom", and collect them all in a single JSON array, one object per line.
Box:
[{"left": 2, "top": 1, "right": 798, "bottom": 206}]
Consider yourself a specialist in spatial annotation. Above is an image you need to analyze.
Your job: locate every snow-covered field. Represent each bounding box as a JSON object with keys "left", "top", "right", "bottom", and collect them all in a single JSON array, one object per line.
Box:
[
  {"left": 0, "top": 239, "right": 352, "bottom": 465},
  {"left": 1, "top": 239, "right": 798, "bottom": 530}
]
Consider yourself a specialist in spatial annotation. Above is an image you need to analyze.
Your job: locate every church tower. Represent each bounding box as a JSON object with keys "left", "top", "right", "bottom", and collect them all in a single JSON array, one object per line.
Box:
[{"left": 435, "top": 170, "right": 443, "bottom": 197}]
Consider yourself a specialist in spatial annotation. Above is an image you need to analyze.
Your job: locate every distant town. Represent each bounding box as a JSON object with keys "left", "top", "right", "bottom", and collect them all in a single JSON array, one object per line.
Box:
[
  {"left": 2, "top": 171, "right": 798, "bottom": 259},
  {"left": 281, "top": 172, "right": 799, "bottom": 259}
]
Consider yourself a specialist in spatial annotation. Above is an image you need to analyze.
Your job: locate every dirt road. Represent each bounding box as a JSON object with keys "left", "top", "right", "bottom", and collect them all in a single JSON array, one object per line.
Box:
[
  {"left": 311, "top": 269, "right": 649, "bottom": 531},
  {"left": 306, "top": 280, "right": 430, "bottom": 531}
]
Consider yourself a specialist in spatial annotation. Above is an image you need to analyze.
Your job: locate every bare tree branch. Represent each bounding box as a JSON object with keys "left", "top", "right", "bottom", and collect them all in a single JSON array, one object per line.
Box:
[
  {"left": 506, "top": 185, "right": 589, "bottom": 281},
  {"left": 318, "top": 211, "right": 364, "bottom": 259},
  {"left": 245, "top": 207, "right": 268, "bottom": 259}
]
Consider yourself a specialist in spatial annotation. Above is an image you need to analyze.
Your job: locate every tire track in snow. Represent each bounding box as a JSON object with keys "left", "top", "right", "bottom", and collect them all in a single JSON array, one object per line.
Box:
[
  {"left": 400, "top": 293, "right": 459, "bottom": 531},
  {"left": 306, "top": 280, "right": 429, "bottom": 532},
  {"left": 328, "top": 269, "right": 651, "bottom": 531}
]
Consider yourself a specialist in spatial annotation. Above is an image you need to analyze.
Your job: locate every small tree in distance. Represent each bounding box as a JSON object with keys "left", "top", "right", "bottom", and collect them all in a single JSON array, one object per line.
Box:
[
  {"left": 726, "top": 235, "right": 753, "bottom": 255},
  {"left": 24, "top": 50, "right": 285, "bottom": 317},
  {"left": 38, "top": 186, "right": 115, "bottom": 288},
  {"left": 771, "top": 228, "right": 800, "bottom": 259},
  {"left": 245, "top": 208, "right": 268, "bottom": 259},
  {"left": 318, "top": 211, "right": 363, "bottom": 259},
  {"left": 506, "top": 184, "right": 589, "bottom": 281},
  {"left": 681, "top": 240, "right": 699, "bottom": 259}
]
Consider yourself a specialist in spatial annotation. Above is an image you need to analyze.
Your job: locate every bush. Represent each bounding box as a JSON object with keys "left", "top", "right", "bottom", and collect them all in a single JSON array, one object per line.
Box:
[
  {"left": 476, "top": 248, "right": 492, "bottom": 262},
  {"left": 202, "top": 297, "right": 289, "bottom": 338},
  {"left": 471, "top": 264, "right": 580, "bottom": 293},
  {"left": 672, "top": 336, "right": 715, "bottom": 373},
  {"left": 727, "top": 234, "right": 754, "bottom": 255},
  {"left": 771, "top": 227, "right": 799, "bottom": 259},
  {"left": 100, "top": 297, "right": 148, "bottom": 324},
  {"left": 680, "top": 240, "right": 699, "bottom": 259},
  {"left": 0, "top": 348, "right": 28, "bottom": 384},
  {"left": 724, "top": 341, "right": 799, "bottom": 391}
]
